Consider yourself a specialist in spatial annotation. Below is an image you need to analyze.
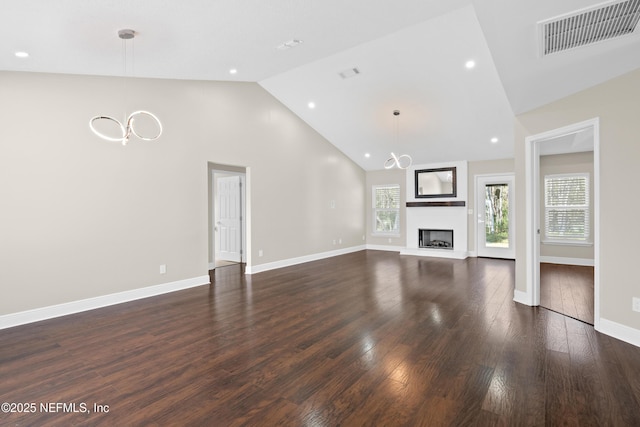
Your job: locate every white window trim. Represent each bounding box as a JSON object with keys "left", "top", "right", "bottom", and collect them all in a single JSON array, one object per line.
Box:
[
  {"left": 372, "top": 184, "right": 401, "bottom": 236},
  {"left": 543, "top": 172, "right": 590, "bottom": 244},
  {"left": 541, "top": 239, "right": 593, "bottom": 247}
]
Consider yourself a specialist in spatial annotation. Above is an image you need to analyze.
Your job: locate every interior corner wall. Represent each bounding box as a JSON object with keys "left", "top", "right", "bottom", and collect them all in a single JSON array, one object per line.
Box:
[
  {"left": 0, "top": 71, "right": 365, "bottom": 317},
  {"left": 514, "top": 68, "right": 640, "bottom": 332},
  {"left": 466, "top": 158, "right": 515, "bottom": 254},
  {"left": 365, "top": 168, "right": 407, "bottom": 248}
]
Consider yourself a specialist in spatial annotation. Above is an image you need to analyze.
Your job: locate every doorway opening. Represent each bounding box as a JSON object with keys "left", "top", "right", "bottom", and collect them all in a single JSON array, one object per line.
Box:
[
  {"left": 208, "top": 163, "right": 248, "bottom": 271},
  {"left": 524, "top": 118, "right": 599, "bottom": 328}
]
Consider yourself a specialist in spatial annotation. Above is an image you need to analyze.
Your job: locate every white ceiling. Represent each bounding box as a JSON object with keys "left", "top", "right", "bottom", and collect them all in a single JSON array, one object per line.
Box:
[{"left": 2, "top": 0, "right": 639, "bottom": 170}]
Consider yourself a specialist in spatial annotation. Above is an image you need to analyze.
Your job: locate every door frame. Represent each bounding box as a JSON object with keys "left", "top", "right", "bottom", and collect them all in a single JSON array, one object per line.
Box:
[
  {"left": 523, "top": 118, "right": 600, "bottom": 329},
  {"left": 215, "top": 174, "right": 244, "bottom": 263},
  {"left": 208, "top": 163, "right": 249, "bottom": 270},
  {"left": 475, "top": 173, "right": 515, "bottom": 259}
]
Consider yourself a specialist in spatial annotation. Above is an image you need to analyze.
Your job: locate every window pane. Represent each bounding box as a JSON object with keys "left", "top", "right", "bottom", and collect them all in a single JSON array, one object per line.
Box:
[
  {"left": 484, "top": 184, "right": 510, "bottom": 248},
  {"left": 545, "top": 176, "right": 588, "bottom": 207},
  {"left": 373, "top": 185, "right": 400, "bottom": 234},
  {"left": 375, "top": 210, "right": 399, "bottom": 232},
  {"left": 544, "top": 174, "right": 589, "bottom": 241},
  {"left": 546, "top": 209, "right": 589, "bottom": 239},
  {"left": 374, "top": 186, "right": 400, "bottom": 209}
]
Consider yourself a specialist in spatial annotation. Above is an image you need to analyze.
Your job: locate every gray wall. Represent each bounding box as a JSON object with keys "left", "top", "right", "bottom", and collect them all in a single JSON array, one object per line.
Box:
[{"left": 0, "top": 71, "right": 365, "bottom": 316}]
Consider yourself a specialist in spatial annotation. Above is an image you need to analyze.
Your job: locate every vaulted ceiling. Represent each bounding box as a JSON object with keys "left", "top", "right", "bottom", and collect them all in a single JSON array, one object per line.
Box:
[{"left": 2, "top": 0, "right": 639, "bottom": 170}]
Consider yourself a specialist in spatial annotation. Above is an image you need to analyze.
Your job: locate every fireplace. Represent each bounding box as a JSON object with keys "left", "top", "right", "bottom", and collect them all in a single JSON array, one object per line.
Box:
[{"left": 419, "top": 229, "right": 453, "bottom": 250}]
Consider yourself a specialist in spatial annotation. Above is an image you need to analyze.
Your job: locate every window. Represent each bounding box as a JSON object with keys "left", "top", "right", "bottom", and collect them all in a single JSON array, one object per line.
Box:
[
  {"left": 373, "top": 185, "right": 400, "bottom": 234},
  {"left": 544, "top": 173, "right": 590, "bottom": 242}
]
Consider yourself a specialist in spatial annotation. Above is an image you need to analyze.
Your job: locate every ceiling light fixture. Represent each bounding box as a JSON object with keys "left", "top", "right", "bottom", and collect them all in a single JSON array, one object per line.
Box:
[
  {"left": 15, "top": 51, "right": 29, "bottom": 58},
  {"left": 229, "top": 68, "right": 238, "bottom": 75},
  {"left": 384, "top": 110, "right": 412, "bottom": 170},
  {"left": 365, "top": 153, "right": 371, "bottom": 158},
  {"left": 308, "top": 101, "right": 316, "bottom": 109},
  {"left": 491, "top": 137, "right": 499, "bottom": 143},
  {"left": 465, "top": 60, "right": 476, "bottom": 69},
  {"left": 89, "top": 29, "right": 162, "bottom": 146}
]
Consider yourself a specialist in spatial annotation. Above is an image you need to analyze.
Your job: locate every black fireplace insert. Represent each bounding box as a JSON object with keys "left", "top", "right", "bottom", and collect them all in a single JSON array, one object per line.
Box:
[{"left": 419, "top": 229, "right": 453, "bottom": 250}]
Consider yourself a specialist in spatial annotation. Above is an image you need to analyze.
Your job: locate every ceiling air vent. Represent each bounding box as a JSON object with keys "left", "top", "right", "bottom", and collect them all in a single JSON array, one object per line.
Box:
[
  {"left": 338, "top": 67, "right": 361, "bottom": 79},
  {"left": 539, "top": 0, "right": 640, "bottom": 56}
]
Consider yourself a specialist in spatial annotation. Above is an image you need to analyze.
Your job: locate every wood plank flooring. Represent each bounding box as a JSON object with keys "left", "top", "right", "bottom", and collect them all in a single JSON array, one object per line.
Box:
[
  {"left": 540, "top": 263, "right": 594, "bottom": 325},
  {"left": 1, "top": 251, "right": 639, "bottom": 426}
]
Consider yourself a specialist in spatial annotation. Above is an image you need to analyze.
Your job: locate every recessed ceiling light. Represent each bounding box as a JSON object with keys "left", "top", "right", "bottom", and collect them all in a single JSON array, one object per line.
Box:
[
  {"left": 229, "top": 68, "right": 237, "bottom": 75},
  {"left": 308, "top": 101, "right": 315, "bottom": 109},
  {"left": 465, "top": 60, "right": 476, "bottom": 69},
  {"left": 15, "top": 51, "right": 29, "bottom": 58},
  {"left": 364, "top": 153, "right": 371, "bottom": 158},
  {"left": 491, "top": 137, "right": 499, "bottom": 143}
]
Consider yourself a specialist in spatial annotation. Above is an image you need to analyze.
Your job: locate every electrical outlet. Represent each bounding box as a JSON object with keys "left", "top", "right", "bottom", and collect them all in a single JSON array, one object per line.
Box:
[
  {"left": 333, "top": 239, "right": 336, "bottom": 245},
  {"left": 159, "top": 264, "right": 167, "bottom": 274},
  {"left": 338, "top": 238, "right": 342, "bottom": 244},
  {"left": 632, "top": 297, "right": 640, "bottom": 312},
  {"left": 258, "top": 250, "right": 263, "bottom": 257}
]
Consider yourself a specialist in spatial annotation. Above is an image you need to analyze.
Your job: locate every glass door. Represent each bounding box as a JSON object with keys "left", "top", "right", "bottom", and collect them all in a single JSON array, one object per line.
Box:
[{"left": 476, "top": 175, "right": 515, "bottom": 259}]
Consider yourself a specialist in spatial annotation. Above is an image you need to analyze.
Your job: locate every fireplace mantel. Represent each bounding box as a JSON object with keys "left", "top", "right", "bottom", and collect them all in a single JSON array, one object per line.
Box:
[{"left": 406, "top": 201, "right": 466, "bottom": 208}]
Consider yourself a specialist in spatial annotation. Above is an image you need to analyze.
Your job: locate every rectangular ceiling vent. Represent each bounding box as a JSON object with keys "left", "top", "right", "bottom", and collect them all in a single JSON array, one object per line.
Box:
[
  {"left": 338, "top": 67, "right": 361, "bottom": 79},
  {"left": 539, "top": 0, "right": 640, "bottom": 56}
]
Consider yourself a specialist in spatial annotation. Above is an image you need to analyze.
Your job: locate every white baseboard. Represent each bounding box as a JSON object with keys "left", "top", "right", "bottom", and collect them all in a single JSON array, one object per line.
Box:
[
  {"left": 245, "top": 245, "right": 366, "bottom": 275},
  {"left": 597, "top": 318, "right": 640, "bottom": 348},
  {"left": 399, "top": 248, "right": 469, "bottom": 260},
  {"left": 539, "top": 256, "right": 594, "bottom": 267},
  {"left": 365, "top": 244, "right": 404, "bottom": 252},
  {"left": 468, "top": 250, "right": 478, "bottom": 257},
  {"left": 0, "top": 275, "right": 210, "bottom": 331},
  {"left": 513, "top": 289, "right": 532, "bottom": 306}
]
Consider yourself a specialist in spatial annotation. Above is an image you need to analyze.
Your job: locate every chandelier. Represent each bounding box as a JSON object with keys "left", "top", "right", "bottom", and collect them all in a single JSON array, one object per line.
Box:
[
  {"left": 89, "top": 29, "right": 162, "bottom": 145},
  {"left": 384, "top": 110, "right": 412, "bottom": 169}
]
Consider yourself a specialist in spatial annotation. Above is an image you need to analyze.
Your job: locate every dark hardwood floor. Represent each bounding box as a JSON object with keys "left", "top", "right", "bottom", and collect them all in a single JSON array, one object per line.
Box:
[
  {"left": 540, "top": 263, "right": 594, "bottom": 325},
  {"left": 1, "top": 251, "right": 639, "bottom": 426}
]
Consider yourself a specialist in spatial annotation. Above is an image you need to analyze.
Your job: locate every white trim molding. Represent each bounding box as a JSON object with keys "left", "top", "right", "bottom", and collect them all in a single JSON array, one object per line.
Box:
[
  {"left": 598, "top": 318, "right": 640, "bottom": 348},
  {"left": 245, "top": 245, "right": 366, "bottom": 275},
  {"left": 539, "top": 256, "right": 594, "bottom": 267},
  {"left": 514, "top": 289, "right": 532, "bottom": 306},
  {"left": 366, "top": 244, "right": 404, "bottom": 252},
  {"left": 524, "top": 117, "right": 600, "bottom": 317},
  {"left": 0, "top": 275, "right": 210, "bottom": 331}
]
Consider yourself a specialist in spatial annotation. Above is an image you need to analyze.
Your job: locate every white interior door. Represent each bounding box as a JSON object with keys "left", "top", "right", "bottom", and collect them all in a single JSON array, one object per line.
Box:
[
  {"left": 476, "top": 174, "right": 515, "bottom": 259},
  {"left": 216, "top": 175, "right": 242, "bottom": 263}
]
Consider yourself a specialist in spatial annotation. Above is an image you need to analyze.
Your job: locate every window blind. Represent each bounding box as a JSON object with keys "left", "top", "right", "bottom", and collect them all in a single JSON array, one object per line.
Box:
[{"left": 544, "top": 174, "right": 589, "bottom": 241}]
